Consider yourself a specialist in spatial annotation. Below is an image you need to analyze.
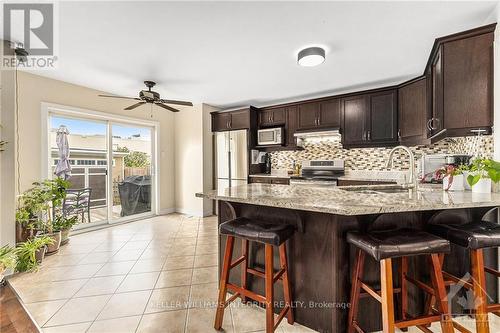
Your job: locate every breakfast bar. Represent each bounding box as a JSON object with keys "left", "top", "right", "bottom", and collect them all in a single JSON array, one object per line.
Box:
[{"left": 197, "top": 183, "right": 500, "bottom": 333}]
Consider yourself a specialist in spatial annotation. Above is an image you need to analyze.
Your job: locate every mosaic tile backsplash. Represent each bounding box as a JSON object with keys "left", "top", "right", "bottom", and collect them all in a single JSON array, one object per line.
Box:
[{"left": 271, "top": 135, "right": 493, "bottom": 171}]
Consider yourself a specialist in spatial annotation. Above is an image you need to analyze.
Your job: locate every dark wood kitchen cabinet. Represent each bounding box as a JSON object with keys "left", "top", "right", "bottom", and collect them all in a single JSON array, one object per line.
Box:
[
  {"left": 258, "top": 107, "right": 286, "bottom": 127},
  {"left": 286, "top": 106, "right": 298, "bottom": 147},
  {"left": 297, "top": 99, "right": 341, "bottom": 131},
  {"left": 398, "top": 76, "right": 428, "bottom": 145},
  {"left": 212, "top": 107, "right": 258, "bottom": 132},
  {"left": 341, "top": 95, "right": 368, "bottom": 146},
  {"left": 442, "top": 31, "right": 493, "bottom": 135},
  {"left": 426, "top": 25, "right": 494, "bottom": 141},
  {"left": 341, "top": 90, "right": 398, "bottom": 148}
]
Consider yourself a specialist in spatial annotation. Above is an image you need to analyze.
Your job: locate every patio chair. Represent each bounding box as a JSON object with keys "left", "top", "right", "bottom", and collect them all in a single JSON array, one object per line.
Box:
[{"left": 63, "top": 188, "right": 92, "bottom": 224}]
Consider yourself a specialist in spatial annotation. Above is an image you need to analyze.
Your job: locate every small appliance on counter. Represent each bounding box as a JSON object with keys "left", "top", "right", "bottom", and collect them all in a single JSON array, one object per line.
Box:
[
  {"left": 257, "top": 127, "right": 284, "bottom": 146},
  {"left": 419, "top": 154, "right": 472, "bottom": 183},
  {"left": 290, "top": 159, "right": 345, "bottom": 186},
  {"left": 263, "top": 153, "right": 272, "bottom": 174}
]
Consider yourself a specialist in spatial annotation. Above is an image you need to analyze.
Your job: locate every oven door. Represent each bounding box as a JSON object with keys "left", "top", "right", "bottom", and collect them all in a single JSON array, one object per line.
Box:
[{"left": 258, "top": 128, "right": 282, "bottom": 145}]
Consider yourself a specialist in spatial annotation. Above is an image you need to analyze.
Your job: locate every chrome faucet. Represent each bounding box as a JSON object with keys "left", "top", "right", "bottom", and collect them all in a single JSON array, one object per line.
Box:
[{"left": 386, "top": 145, "right": 417, "bottom": 191}]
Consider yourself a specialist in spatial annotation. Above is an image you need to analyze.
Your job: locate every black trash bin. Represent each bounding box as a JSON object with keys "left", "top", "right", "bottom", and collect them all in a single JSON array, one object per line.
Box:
[{"left": 118, "top": 175, "right": 151, "bottom": 216}]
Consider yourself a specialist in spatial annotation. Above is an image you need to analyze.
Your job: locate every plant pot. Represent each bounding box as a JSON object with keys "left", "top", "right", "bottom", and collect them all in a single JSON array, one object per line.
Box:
[
  {"left": 463, "top": 171, "right": 472, "bottom": 190},
  {"left": 35, "top": 246, "right": 46, "bottom": 264},
  {"left": 16, "top": 222, "right": 35, "bottom": 243},
  {"left": 472, "top": 178, "right": 492, "bottom": 194},
  {"left": 60, "top": 228, "right": 70, "bottom": 245},
  {"left": 443, "top": 175, "right": 464, "bottom": 191},
  {"left": 44, "top": 231, "right": 62, "bottom": 255}
]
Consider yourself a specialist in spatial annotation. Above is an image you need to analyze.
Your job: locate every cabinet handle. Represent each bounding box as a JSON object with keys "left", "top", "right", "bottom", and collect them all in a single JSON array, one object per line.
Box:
[
  {"left": 426, "top": 119, "right": 433, "bottom": 131},
  {"left": 397, "top": 129, "right": 401, "bottom": 140},
  {"left": 367, "top": 130, "right": 371, "bottom": 140},
  {"left": 429, "top": 118, "right": 438, "bottom": 131}
]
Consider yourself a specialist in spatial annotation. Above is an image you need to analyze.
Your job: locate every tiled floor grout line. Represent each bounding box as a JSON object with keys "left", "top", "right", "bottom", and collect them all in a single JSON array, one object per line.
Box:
[
  {"left": 181, "top": 216, "right": 200, "bottom": 333},
  {"left": 83, "top": 236, "right": 154, "bottom": 332}
]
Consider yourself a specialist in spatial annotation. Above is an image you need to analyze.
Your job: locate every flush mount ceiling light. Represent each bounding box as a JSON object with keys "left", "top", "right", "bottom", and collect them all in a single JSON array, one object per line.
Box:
[{"left": 297, "top": 47, "right": 325, "bottom": 67}]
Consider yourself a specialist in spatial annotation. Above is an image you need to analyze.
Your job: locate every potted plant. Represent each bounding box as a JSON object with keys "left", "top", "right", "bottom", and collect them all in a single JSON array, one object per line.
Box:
[
  {"left": 437, "top": 165, "right": 464, "bottom": 191},
  {"left": 0, "top": 245, "right": 17, "bottom": 282},
  {"left": 466, "top": 158, "right": 500, "bottom": 193},
  {"left": 15, "top": 236, "right": 54, "bottom": 272},
  {"left": 53, "top": 215, "right": 78, "bottom": 245}
]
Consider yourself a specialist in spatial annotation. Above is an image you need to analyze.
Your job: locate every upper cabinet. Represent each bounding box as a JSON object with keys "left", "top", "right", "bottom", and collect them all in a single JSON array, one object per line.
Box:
[
  {"left": 398, "top": 77, "right": 428, "bottom": 145},
  {"left": 211, "top": 107, "right": 258, "bottom": 132},
  {"left": 341, "top": 89, "right": 398, "bottom": 148},
  {"left": 427, "top": 24, "right": 494, "bottom": 141},
  {"left": 259, "top": 107, "right": 286, "bottom": 127},
  {"left": 442, "top": 31, "right": 493, "bottom": 135},
  {"left": 297, "top": 99, "right": 341, "bottom": 130}
]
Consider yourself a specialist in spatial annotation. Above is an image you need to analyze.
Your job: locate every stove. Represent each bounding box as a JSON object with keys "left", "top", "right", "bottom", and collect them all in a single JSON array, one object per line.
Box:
[{"left": 290, "top": 159, "right": 345, "bottom": 186}]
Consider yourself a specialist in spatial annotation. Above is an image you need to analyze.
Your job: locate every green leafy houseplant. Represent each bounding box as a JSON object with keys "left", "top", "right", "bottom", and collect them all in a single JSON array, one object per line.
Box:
[
  {"left": 53, "top": 215, "right": 78, "bottom": 245},
  {"left": 466, "top": 158, "right": 500, "bottom": 187},
  {"left": 0, "top": 245, "right": 17, "bottom": 279},
  {"left": 15, "top": 236, "right": 54, "bottom": 272}
]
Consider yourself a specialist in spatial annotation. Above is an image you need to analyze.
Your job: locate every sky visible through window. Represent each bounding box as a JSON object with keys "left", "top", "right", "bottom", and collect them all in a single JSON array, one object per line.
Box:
[{"left": 51, "top": 116, "right": 151, "bottom": 139}]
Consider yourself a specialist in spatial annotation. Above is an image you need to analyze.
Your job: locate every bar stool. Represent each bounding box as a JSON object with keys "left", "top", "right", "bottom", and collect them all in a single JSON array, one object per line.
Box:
[
  {"left": 214, "top": 217, "right": 295, "bottom": 333},
  {"left": 347, "top": 227, "right": 454, "bottom": 333},
  {"left": 428, "top": 210, "right": 500, "bottom": 333}
]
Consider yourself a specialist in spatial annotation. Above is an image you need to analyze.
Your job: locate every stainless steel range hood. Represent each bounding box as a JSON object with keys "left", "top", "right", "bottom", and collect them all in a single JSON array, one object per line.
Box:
[
  {"left": 293, "top": 129, "right": 341, "bottom": 139},
  {"left": 293, "top": 129, "right": 341, "bottom": 147}
]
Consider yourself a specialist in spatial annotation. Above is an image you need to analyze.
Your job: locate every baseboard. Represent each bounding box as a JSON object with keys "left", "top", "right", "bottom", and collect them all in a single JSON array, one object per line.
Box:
[
  {"left": 159, "top": 207, "right": 176, "bottom": 215},
  {"left": 174, "top": 207, "right": 205, "bottom": 217}
]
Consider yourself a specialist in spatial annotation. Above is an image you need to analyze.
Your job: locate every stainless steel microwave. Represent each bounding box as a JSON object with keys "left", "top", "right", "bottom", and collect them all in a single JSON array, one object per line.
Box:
[{"left": 257, "top": 127, "right": 284, "bottom": 145}]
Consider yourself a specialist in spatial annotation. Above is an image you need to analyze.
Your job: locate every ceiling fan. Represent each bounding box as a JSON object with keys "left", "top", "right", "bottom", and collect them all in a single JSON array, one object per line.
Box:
[{"left": 98, "top": 81, "right": 193, "bottom": 112}]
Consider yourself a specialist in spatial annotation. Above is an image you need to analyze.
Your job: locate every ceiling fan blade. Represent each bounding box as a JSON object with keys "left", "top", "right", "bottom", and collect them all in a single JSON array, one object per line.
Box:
[
  {"left": 159, "top": 99, "right": 193, "bottom": 106},
  {"left": 124, "top": 102, "right": 146, "bottom": 110},
  {"left": 98, "top": 94, "right": 140, "bottom": 100},
  {"left": 155, "top": 103, "right": 180, "bottom": 112}
]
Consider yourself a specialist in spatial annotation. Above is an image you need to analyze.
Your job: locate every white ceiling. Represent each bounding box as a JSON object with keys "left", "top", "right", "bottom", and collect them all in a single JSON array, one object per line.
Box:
[{"left": 18, "top": 1, "right": 499, "bottom": 108}]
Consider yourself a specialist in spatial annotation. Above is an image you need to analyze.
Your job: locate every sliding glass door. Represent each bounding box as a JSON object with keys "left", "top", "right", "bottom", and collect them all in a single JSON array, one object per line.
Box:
[
  {"left": 50, "top": 115, "right": 109, "bottom": 227},
  {"left": 111, "top": 123, "right": 153, "bottom": 220},
  {"left": 47, "top": 110, "right": 157, "bottom": 229}
]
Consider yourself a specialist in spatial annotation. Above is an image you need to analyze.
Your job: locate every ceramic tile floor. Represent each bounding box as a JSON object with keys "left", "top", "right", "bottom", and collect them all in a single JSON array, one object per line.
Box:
[
  {"left": 7, "top": 214, "right": 316, "bottom": 333},
  {"left": 8, "top": 213, "right": 500, "bottom": 333}
]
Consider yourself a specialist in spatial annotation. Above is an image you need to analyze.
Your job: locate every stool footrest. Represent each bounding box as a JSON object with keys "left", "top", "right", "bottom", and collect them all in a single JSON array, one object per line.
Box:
[
  {"left": 224, "top": 292, "right": 241, "bottom": 307},
  {"left": 395, "top": 314, "right": 443, "bottom": 329},
  {"left": 485, "top": 266, "right": 500, "bottom": 277},
  {"left": 360, "top": 281, "right": 381, "bottom": 303},
  {"left": 226, "top": 283, "right": 266, "bottom": 304},
  {"left": 230, "top": 256, "right": 246, "bottom": 269},
  {"left": 273, "top": 305, "right": 291, "bottom": 330},
  {"left": 442, "top": 271, "right": 473, "bottom": 289}
]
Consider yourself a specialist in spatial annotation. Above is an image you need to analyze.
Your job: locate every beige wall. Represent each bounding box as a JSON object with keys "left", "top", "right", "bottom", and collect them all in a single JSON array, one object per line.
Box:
[
  {"left": 17, "top": 71, "right": 176, "bottom": 213},
  {"left": 0, "top": 41, "right": 17, "bottom": 246},
  {"left": 173, "top": 104, "right": 214, "bottom": 216}
]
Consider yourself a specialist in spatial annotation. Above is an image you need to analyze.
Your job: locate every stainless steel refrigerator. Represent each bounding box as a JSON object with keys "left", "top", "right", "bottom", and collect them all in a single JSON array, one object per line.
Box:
[{"left": 215, "top": 130, "right": 248, "bottom": 190}]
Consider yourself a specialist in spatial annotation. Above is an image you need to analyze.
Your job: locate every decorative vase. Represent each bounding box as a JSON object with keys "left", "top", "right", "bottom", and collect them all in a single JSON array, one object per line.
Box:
[
  {"left": 60, "top": 228, "right": 70, "bottom": 245},
  {"left": 443, "top": 175, "right": 464, "bottom": 191},
  {"left": 45, "top": 231, "right": 62, "bottom": 255},
  {"left": 463, "top": 171, "right": 472, "bottom": 190},
  {"left": 472, "top": 178, "right": 492, "bottom": 194}
]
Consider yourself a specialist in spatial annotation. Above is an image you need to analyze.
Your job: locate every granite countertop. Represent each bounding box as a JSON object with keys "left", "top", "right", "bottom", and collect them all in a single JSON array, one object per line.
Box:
[
  {"left": 196, "top": 183, "right": 500, "bottom": 216},
  {"left": 249, "top": 173, "right": 292, "bottom": 178}
]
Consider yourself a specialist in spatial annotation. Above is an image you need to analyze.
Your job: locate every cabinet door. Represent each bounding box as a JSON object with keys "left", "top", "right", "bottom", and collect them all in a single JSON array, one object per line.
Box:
[
  {"left": 368, "top": 90, "right": 398, "bottom": 143},
  {"left": 398, "top": 78, "right": 428, "bottom": 145},
  {"left": 342, "top": 95, "right": 368, "bottom": 146},
  {"left": 297, "top": 102, "right": 319, "bottom": 130},
  {"left": 212, "top": 113, "right": 231, "bottom": 132},
  {"left": 259, "top": 110, "right": 274, "bottom": 127},
  {"left": 431, "top": 46, "right": 444, "bottom": 136},
  {"left": 443, "top": 32, "right": 493, "bottom": 131},
  {"left": 286, "top": 106, "right": 298, "bottom": 147},
  {"left": 318, "top": 99, "right": 341, "bottom": 128},
  {"left": 229, "top": 110, "right": 250, "bottom": 130}
]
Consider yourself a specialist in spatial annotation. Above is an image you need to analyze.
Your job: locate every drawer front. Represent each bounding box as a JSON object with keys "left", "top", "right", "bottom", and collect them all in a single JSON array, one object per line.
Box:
[
  {"left": 271, "top": 178, "right": 290, "bottom": 185},
  {"left": 249, "top": 177, "right": 272, "bottom": 184}
]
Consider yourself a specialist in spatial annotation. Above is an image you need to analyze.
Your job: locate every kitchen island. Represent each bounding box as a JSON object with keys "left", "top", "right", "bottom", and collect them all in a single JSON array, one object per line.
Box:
[{"left": 197, "top": 184, "right": 500, "bottom": 332}]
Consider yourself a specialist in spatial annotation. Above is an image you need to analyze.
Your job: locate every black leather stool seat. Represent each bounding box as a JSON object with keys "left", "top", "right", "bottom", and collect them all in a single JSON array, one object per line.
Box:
[
  {"left": 219, "top": 217, "right": 295, "bottom": 246},
  {"left": 429, "top": 221, "right": 500, "bottom": 249},
  {"left": 347, "top": 228, "right": 451, "bottom": 261}
]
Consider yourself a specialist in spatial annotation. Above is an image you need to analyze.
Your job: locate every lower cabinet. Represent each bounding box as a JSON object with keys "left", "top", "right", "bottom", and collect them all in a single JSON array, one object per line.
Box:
[
  {"left": 337, "top": 179, "right": 397, "bottom": 186},
  {"left": 249, "top": 177, "right": 290, "bottom": 185}
]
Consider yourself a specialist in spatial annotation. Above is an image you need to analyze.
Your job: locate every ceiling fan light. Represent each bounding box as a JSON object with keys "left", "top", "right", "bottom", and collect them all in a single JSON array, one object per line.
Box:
[{"left": 298, "top": 47, "right": 325, "bottom": 67}]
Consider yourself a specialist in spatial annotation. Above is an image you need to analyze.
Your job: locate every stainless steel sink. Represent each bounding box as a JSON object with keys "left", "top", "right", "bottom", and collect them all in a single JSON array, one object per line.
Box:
[{"left": 338, "top": 184, "right": 409, "bottom": 194}]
